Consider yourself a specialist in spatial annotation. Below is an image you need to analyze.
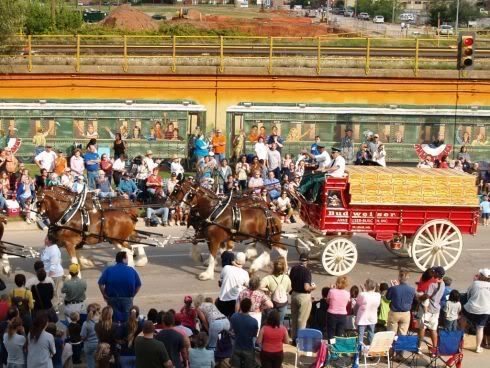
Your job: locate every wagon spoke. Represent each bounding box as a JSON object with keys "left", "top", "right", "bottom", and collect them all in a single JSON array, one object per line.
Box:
[
  {"left": 418, "top": 233, "right": 434, "bottom": 246},
  {"left": 414, "top": 247, "right": 433, "bottom": 255},
  {"left": 439, "top": 251, "right": 449, "bottom": 266},
  {"left": 439, "top": 225, "right": 452, "bottom": 242},
  {"left": 439, "top": 239, "right": 461, "bottom": 247},
  {"left": 442, "top": 249, "right": 458, "bottom": 261},
  {"left": 422, "top": 254, "right": 435, "bottom": 269}
]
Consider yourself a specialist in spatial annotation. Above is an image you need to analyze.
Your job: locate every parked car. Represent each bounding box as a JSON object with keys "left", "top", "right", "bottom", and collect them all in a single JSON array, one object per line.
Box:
[
  {"left": 400, "top": 13, "right": 415, "bottom": 22},
  {"left": 373, "top": 15, "right": 384, "bottom": 23},
  {"left": 437, "top": 24, "right": 454, "bottom": 35},
  {"left": 345, "top": 10, "right": 354, "bottom": 17},
  {"left": 358, "top": 12, "right": 370, "bottom": 20}
]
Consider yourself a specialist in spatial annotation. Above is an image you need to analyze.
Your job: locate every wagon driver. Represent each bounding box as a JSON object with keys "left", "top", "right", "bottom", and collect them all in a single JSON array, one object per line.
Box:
[
  {"left": 324, "top": 147, "right": 346, "bottom": 178},
  {"left": 301, "top": 143, "right": 331, "bottom": 171}
]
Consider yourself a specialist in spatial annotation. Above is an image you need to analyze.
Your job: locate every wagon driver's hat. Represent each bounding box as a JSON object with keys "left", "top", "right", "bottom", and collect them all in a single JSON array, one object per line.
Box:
[
  {"left": 316, "top": 143, "right": 325, "bottom": 149},
  {"left": 331, "top": 147, "right": 342, "bottom": 153}
]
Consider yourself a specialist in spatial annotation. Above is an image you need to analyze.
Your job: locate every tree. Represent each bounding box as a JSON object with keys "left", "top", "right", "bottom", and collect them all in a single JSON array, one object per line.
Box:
[
  {"left": 428, "top": 0, "right": 480, "bottom": 26},
  {"left": 0, "top": 0, "right": 26, "bottom": 44},
  {"left": 24, "top": 1, "right": 52, "bottom": 34}
]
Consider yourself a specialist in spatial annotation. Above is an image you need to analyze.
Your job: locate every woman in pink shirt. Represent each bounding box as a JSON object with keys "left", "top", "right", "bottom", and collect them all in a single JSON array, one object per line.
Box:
[
  {"left": 356, "top": 279, "right": 381, "bottom": 345},
  {"left": 257, "top": 310, "right": 289, "bottom": 368},
  {"left": 326, "top": 276, "right": 350, "bottom": 340}
]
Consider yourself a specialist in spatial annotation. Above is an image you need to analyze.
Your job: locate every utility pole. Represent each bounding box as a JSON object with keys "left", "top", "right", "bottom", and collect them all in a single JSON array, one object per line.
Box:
[
  {"left": 455, "top": 0, "right": 460, "bottom": 33},
  {"left": 392, "top": 0, "right": 396, "bottom": 23},
  {"left": 51, "top": 0, "right": 56, "bottom": 27}
]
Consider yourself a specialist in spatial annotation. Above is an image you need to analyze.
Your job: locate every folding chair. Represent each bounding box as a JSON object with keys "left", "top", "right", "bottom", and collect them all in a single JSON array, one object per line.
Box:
[
  {"left": 426, "top": 330, "right": 464, "bottom": 368},
  {"left": 361, "top": 331, "right": 396, "bottom": 368},
  {"left": 391, "top": 335, "right": 420, "bottom": 368},
  {"left": 294, "top": 328, "right": 323, "bottom": 367},
  {"left": 326, "top": 336, "right": 359, "bottom": 368}
]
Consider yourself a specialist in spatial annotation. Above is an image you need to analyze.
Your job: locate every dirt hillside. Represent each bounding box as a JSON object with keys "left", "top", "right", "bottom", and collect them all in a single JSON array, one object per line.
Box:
[{"left": 100, "top": 5, "right": 159, "bottom": 32}]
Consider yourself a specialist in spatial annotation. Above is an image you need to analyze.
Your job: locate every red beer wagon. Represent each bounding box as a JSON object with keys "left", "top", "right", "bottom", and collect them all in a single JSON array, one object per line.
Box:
[{"left": 295, "top": 167, "right": 480, "bottom": 276}]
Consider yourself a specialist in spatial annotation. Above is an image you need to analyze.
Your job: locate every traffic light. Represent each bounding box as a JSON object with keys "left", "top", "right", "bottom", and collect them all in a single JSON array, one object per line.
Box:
[{"left": 457, "top": 33, "right": 475, "bottom": 70}]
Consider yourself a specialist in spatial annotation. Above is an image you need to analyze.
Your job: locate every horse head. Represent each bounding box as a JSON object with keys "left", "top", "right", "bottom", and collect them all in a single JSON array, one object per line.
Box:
[
  {"left": 36, "top": 186, "right": 74, "bottom": 223},
  {"left": 168, "top": 178, "right": 196, "bottom": 206}
]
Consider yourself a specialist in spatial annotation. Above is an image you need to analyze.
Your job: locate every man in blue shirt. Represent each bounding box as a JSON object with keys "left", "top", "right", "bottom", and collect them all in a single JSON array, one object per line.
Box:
[
  {"left": 386, "top": 270, "right": 415, "bottom": 336},
  {"left": 83, "top": 144, "right": 100, "bottom": 190},
  {"left": 98, "top": 251, "right": 141, "bottom": 322},
  {"left": 311, "top": 135, "right": 321, "bottom": 155},
  {"left": 264, "top": 170, "right": 281, "bottom": 200},
  {"left": 230, "top": 298, "right": 258, "bottom": 368},
  {"left": 118, "top": 172, "right": 138, "bottom": 200}
]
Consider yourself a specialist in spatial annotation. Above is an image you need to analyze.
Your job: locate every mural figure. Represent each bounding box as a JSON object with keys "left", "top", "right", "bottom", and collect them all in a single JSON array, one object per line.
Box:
[
  {"left": 394, "top": 129, "right": 404, "bottom": 143},
  {"left": 154, "top": 121, "right": 163, "bottom": 139},
  {"left": 132, "top": 126, "right": 142, "bottom": 139},
  {"left": 231, "top": 129, "right": 246, "bottom": 162},
  {"left": 86, "top": 122, "right": 99, "bottom": 139},
  {"left": 285, "top": 126, "right": 314, "bottom": 142},
  {"left": 472, "top": 132, "right": 488, "bottom": 146},
  {"left": 248, "top": 125, "right": 259, "bottom": 142}
]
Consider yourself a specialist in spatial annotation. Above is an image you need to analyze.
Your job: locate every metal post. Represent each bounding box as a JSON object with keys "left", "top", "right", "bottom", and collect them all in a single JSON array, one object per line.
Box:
[
  {"left": 317, "top": 36, "right": 321, "bottom": 75},
  {"left": 392, "top": 0, "right": 395, "bottom": 23},
  {"left": 123, "top": 35, "right": 128, "bottom": 72},
  {"left": 27, "top": 35, "right": 32, "bottom": 72},
  {"left": 219, "top": 36, "right": 224, "bottom": 73},
  {"left": 75, "top": 35, "right": 80, "bottom": 73},
  {"left": 455, "top": 0, "right": 460, "bottom": 33},
  {"left": 365, "top": 37, "right": 370, "bottom": 75},
  {"left": 268, "top": 37, "right": 273, "bottom": 74},
  {"left": 414, "top": 38, "right": 419, "bottom": 76},
  {"left": 171, "top": 35, "right": 176, "bottom": 73}
]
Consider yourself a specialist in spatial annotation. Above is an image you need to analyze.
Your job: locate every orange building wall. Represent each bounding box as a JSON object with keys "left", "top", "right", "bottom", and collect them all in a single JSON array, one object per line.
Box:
[{"left": 1, "top": 74, "right": 489, "bottom": 130}]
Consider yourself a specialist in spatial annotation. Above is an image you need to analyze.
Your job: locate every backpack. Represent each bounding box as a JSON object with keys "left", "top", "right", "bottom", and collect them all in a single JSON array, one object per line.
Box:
[
  {"left": 10, "top": 290, "right": 30, "bottom": 316},
  {"left": 271, "top": 275, "right": 288, "bottom": 307},
  {"left": 215, "top": 330, "right": 233, "bottom": 361}
]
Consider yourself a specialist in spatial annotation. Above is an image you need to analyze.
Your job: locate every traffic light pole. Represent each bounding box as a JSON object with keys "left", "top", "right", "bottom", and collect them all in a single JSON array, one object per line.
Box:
[{"left": 455, "top": 0, "right": 460, "bottom": 33}]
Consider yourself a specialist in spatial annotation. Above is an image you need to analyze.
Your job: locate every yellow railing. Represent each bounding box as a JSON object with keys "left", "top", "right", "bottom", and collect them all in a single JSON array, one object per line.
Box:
[{"left": 2, "top": 34, "right": 489, "bottom": 75}]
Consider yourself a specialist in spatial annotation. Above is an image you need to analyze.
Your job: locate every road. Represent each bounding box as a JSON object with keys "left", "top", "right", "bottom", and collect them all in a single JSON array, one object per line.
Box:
[{"left": 2, "top": 220, "right": 489, "bottom": 366}]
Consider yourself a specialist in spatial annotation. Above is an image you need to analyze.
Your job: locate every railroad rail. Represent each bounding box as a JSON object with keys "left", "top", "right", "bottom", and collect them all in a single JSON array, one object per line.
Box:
[{"left": 1, "top": 35, "right": 490, "bottom": 75}]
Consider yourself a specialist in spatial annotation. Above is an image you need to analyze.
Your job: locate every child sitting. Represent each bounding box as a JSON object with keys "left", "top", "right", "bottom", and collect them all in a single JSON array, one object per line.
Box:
[{"left": 443, "top": 289, "right": 461, "bottom": 331}]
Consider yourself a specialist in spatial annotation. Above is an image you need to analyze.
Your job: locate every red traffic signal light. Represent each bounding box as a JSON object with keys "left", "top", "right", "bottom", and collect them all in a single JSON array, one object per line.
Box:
[{"left": 458, "top": 33, "right": 475, "bottom": 70}]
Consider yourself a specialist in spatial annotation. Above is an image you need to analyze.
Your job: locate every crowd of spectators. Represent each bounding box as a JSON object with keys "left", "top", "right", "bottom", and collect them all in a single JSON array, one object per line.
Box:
[{"left": 0, "top": 241, "right": 488, "bottom": 368}]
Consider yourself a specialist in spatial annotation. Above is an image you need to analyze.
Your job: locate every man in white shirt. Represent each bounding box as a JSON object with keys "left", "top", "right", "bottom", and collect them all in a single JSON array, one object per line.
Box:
[
  {"left": 142, "top": 150, "right": 158, "bottom": 179},
  {"left": 217, "top": 252, "right": 249, "bottom": 318},
  {"left": 267, "top": 143, "right": 282, "bottom": 178},
  {"left": 41, "top": 232, "right": 65, "bottom": 307},
  {"left": 302, "top": 144, "right": 331, "bottom": 171},
  {"left": 112, "top": 154, "right": 126, "bottom": 186},
  {"left": 34, "top": 145, "right": 57, "bottom": 172},
  {"left": 170, "top": 154, "right": 185, "bottom": 180},
  {"left": 324, "top": 147, "right": 346, "bottom": 178}
]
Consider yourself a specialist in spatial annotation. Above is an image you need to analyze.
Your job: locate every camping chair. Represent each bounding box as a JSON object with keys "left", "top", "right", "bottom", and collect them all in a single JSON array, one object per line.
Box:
[
  {"left": 391, "top": 335, "right": 420, "bottom": 368},
  {"left": 360, "top": 331, "right": 396, "bottom": 368},
  {"left": 326, "top": 336, "right": 359, "bottom": 368},
  {"left": 426, "top": 330, "right": 464, "bottom": 368},
  {"left": 294, "top": 328, "right": 323, "bottom": 367}
]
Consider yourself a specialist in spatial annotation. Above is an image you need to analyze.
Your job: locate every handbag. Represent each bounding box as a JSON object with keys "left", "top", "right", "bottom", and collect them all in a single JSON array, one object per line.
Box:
[
  {"left": 32, "top": 283, "right": 58, "bottom": 323},
  {"left": 0, "top": 278, "right": 6, "bottom": 291}
]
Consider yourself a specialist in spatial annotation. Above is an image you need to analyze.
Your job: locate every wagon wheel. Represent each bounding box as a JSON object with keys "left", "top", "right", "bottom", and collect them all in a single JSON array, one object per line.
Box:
[
  {"left": 411, "top": 220, "right": 463, "bottom": 271},
  {"left": 321, "top": 237, "right": 358, "bottom": 276},
  {"left": 383, "top": 240, "right": 410, "bottom": 258}
]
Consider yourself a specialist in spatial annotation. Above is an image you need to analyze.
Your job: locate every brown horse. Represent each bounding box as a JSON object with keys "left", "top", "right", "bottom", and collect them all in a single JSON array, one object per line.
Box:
[
  {"left": 170, "top": 180, "right": 286, "bottom": 280},
  {"left": 37, "top": 186, "right": 143, "bottom": 269}
]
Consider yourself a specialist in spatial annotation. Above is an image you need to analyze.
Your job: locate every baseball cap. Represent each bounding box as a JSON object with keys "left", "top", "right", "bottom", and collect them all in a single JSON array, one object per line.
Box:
[
  {"left": 184, "top": 295, "right": 193, "bottom": 303},
  {"left": 68, "top": 263, "right": 80, "bottom": 274},
  {"left": 299, "top": 252, "right": 309, "bottom": 262},
  {"left": 234, "top": 252, "right": 246, "bottom": 266},
  {"left": 479, "top": 268, "right": 490, "bottom": 278},
  {"left": 432, "top": 266, "right": 445, "bottom": 278},
  {"left": 146, "top": 150, "right": 153, "bottom": 155}
]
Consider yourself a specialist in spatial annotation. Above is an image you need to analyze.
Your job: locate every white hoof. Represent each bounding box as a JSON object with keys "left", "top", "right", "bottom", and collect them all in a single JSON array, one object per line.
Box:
[
  {"left": 134, "top": 255, "right": 148, "bottom": 267},
  {"left": 79, "top": 257, "right": 95, "bottom": 269},
  {"left": 198, "top": 271, "right": 214, "bottom": 281},
  {"left": 245, "top": 247, "right": 258, "bottom": 260}
]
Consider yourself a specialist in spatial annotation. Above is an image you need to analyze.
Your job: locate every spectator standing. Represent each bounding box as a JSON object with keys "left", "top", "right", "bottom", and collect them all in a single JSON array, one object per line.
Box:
[
  {"left": 356, "top": 279, "right": 381, "bottom": 345},
  {"left": 67, "top": 312, "right": 82, "bottom": 364},
  {"left": 194, "top": 295, "right": 230, "bottom": 350},
  {"left": 61, "top": 264, "right": 87, "bottom": 322},
  {"left": 32, "top": 128, "right": 49, "bottom": 156},
  {"left": 194, "top": 134, "right": 209, "bottom": 161},
  {"left": 116, "top": 306, "right": 143, "bottom": 368},
  {"left": 260, "top": 258, "right": 292, "bottom": 324},
  {"left": 10, "top": 273, "right": 34, "bottom": 334},
  {"left": 26, "top": 261, "right": 55, "bottom": 290},
  {"left": 309, "top": 287, "right": 330, "bottom": 338},
  {"left": 40, "top": 233, "right": 64, "bottom": 308},
  {"left": 257, "top": 310, "right": 289, "bottom": 368},
  {"left": 217, "top": 159, "right": 232, "bottom": 194},
  {"left": 341, "top": 128, "right": 355, "bottom": 164},
  {"left": 254, "top": 136, "right": 268, "bottom": 163},
  {"left": 386, "top": 271, "right": 416, "bottom": 336},
  {"left": 100, "top": 154, "right": 113, "bottom": 184},
  {"left": 34, "top": 145, "right": 57, "bottom": 173},
  {"left": 135, "top": 321, "right": 173, "bottom": 368},
  {"left": 373, "top": 144, "right": 387, "bottom": 167},
  {"left": 95, "top": 306, "right": 118, "bottom": 365},
  {"left": 326, "top": 276, "right": 350, "bottom": 340},
  {"left": 267, "top": 126, "right": 284, "bottom": 153},
  {"left": 81, "top": 303, "right": 101, "bottom": 368},
  {"left": 368, "top": 134, "right": 380, "bottom": 156},
  {"left": 3, "top": 316, "right": 27, "bottom": 368},
  {"left": 143, "top": 150, "right": 158, "bottom": 177},
  {"left": 189, "top": 332, "right": 214, "bottom": 368},
  {"left": 480, "top": 195, "right": 490, "bottom": 226},
  {"left": 112, "top": 154, "right": 126, "bottom": 187},
  {"left": 113, "top": 133, "right": 126, "bottom": 159},
  {"left": 235, "top": 155, "right": 250, "bottom": 191},
  {"left": 83, "top": 144, "right": 100, "bottom": 190},
  {"left": 267, "top": 143, "right": 282, "bottom": 179},
  {"left": 27, "top": 312, "right": 55, "bottom": 368},
  {"left": 155, "top": 312, "right": 187, "bottom": 368},
  {"left": 311, "top": 136, "right": 321, "bottom": 155},
  {"left": 463, "top": 268, "right": 490, "bottom": 353},
  {"left": 236, "top": 275, "right": 273, "bottom": 330},
  {"left": 180, "top": 296, "right": 197, "bottom": 333},
  {"left": 53, "top": 150, "right": 67, "bottom": 176},
  {"left": 230, "top": 298, "right": 259, "bottom": 368},
  {"left": 443, "top": 290, "right": 461, "bottom": 331},
  {"left": 289, "top": 253, "right": 316, "bottom": 343},
  {"left": 170, "top": 155, "right": 185, "bottom": 180},
  {"left": 264, "top": 170, "right": 281, "bottom": 200},
  {"left": 216, "top": 252, "right": 249, "bottom": 318},
  {"left": 98, "top": 251, "right": 142, "bottom": 322},
  {"left": 17, "top": 174, "right": 35, "bottom": 224},
  {"left": 31, "top": 269, "right": 55, "bottom": 322},
  {"left": 69, "top": 149, "right": 84, "bottom": 177},
  {"left": 211, "top": 129, "right": 226, "bottom": 162},
  {"left": 4, "top": 148, "right": 18, "bottom": 176},
  {"left": 377, "top": 283, "right": 390, "bottom": 329},
  {"left": 0, "top": 307, "right": 20, "bottom": 367}
]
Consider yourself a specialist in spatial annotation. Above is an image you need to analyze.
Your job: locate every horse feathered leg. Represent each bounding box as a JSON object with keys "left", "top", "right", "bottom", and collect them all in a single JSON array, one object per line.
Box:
[
  {"left": 199, "top": 254, "right": 216, "bottom": 280},
  {"left": 250, "top": 249, "right": 271, "bottom": 274}
]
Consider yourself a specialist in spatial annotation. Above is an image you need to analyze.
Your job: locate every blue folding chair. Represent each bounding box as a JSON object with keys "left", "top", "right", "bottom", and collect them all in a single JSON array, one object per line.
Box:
[
  {"left": 326, "top": 336, "right": 359, "bottom": 368},
  {"left": 427, "top": 330, "right": 464, "bottom": 368},
  {"left": 295, "top": 328, "right": 323, "bottom": 367},
  {"left": 392, "top": 335, "right": 419, "bottom": 368}
]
